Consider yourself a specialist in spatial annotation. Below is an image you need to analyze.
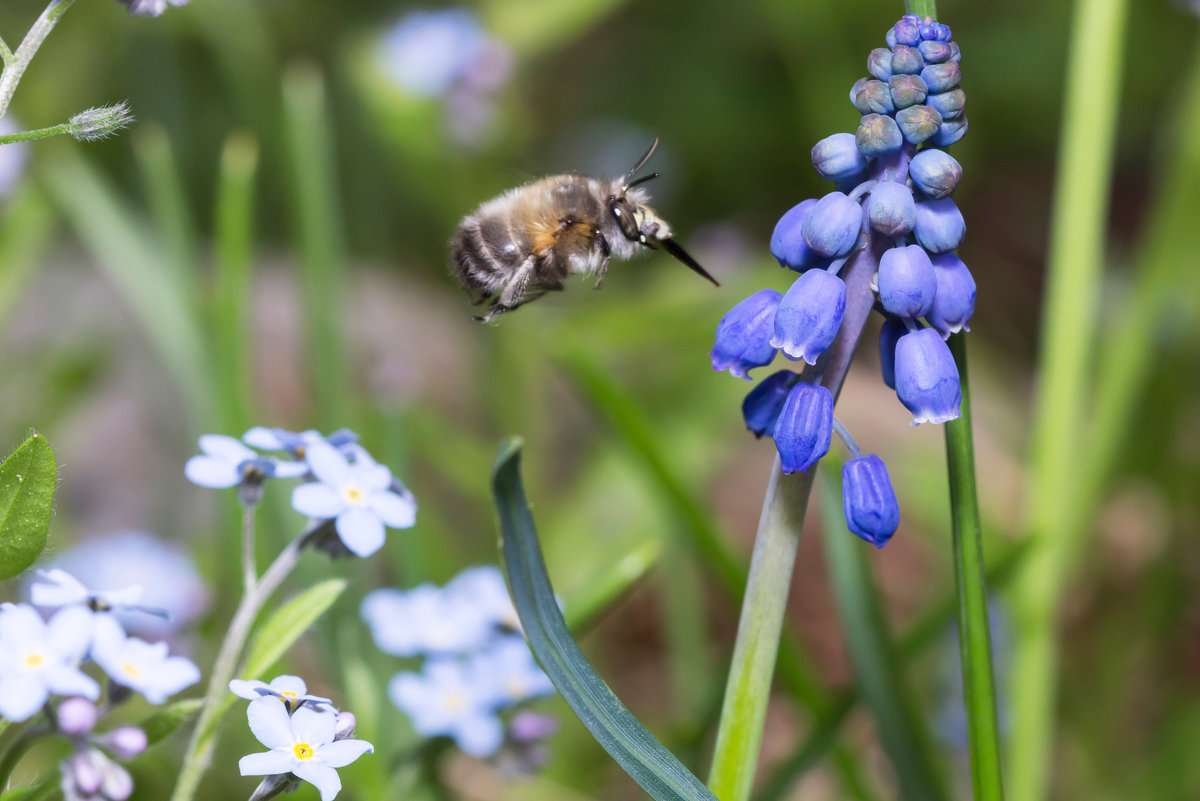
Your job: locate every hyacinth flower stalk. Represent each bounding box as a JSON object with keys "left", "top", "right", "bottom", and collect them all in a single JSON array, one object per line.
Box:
[{"left": 707, "top": 6, "right": 1003, "bottom": 801}]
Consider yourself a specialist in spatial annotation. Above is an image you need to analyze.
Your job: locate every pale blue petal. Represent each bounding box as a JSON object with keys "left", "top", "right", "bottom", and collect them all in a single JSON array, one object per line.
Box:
[
  {"left": 45, "top": 665, "right": 100, "bottom": 700},
  {"left": 293, "top": 762, "right": 341, "bottom": 801},
  {"left": 0, "top": 603, "right": 45, "bottom": 643},
  {"left": 318, "top": 739, "right": 373, "bottom": 768},
  {"left": 305, "top": 442, "right": 351, "bottom": 487},
  {"left": 248, "top": 697, "right": 294, "bottom": 749},
  {"left": 185, "top": 456, "right": 240, "bottom": 488},
  {"left": 454, "top": 714, "right": 504, "bottom": 757},
  {"left": 335, "top": 508, "right": 385, "bottom": 557},
  {"left": 272, "top": 461, "right": 309, "bottom": 480},
  {"left": 242, "top": 427, "right": 285, "bottom": 450},
  {"left": 239, "top": 749, "right": 295, "bottom": 776},
  {"left": 291, "top": 704, "right": 336, "bottom": 746},
  {"left": 269, "top": 675, "right": 308, "bottom": 696},
  {"left": 292, "top": 484, "right": 345, "bottom": 519},
  {"left": 143, "top": 656, "right": 200, "bottom": 702},
  {"left": 46, "top": 605, "right": 95, "bottom": 661},
  {"left": 353, "top": 462, "right": 392, "bottom": 493},
  {"left": 367, "top": 491, "right": 416, "bottom": 529},
  {"left": 230, "top": 679, "right": 270, "bottom": 700},
  {"left": 0, "top": 674, "right": 49, "bottom": 722},
  {"left": 198, "top": 434, "right": 255, "bottom": 461},
  {"left": 30, "top": 569, "right": 88, "bottom": 608}
]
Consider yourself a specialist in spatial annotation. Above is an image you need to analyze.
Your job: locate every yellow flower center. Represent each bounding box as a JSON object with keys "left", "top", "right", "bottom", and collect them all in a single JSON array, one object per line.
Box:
[
  {"left": 23, "top": 652, "right": 44, "bottom": 668},
  {"left": 443, "top": 693, "right": 465, "bottom": 711},
  {"left": 294, "top": 743, "right": 314, "bottom": 760},
  {"left": 122, "top": 662, "right": 141, "bottom": 677},
  {"left": 505, "top": 677, "right": 526, "bottom": 699},
  {"left": 343, "top": 485, "right": 365, "bottom": 504},
  {"left": 281, "top": 691, "right": 297, "bottom": 698}
]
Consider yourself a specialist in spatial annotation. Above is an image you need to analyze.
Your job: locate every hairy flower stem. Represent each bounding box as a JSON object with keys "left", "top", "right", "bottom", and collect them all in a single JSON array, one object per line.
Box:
[
  {"left": 944, "top": 334, "right": 1005, "bottom": 801},
  {"left": 708, "top": 201, "right": 884, "bottom": 801},
  {"left": 0, "top": 0, "right": 76, "bottom": 121},
  {"left": 0, "top": 123, "right": 69, "bottom": 144},
  {"left": 170, "top": 526, "right": 309, "bottom": 801}
]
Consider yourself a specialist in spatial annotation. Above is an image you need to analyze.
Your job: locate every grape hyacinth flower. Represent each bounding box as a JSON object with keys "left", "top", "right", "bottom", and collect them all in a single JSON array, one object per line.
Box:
[
  {"left": 239, "top": 698, "right": 373, "bottom": 801},
  {"left": 0, "top": 605, "right": 98, "bottom": 722},
  {"left": 291, "top": 441, "right": 417, "bottom": 557},
  {"left": 710, "top": 13, "right": 973, "bottom": 547},
  {"left": 842, "top": 455, "right": 901, "bottom": 547}
]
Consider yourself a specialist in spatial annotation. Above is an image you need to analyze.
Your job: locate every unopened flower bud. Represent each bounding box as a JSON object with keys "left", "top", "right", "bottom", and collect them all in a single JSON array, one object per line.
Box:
[
  {"left": 65, "top": 749, "right": 105, "bottom": 796},
  {"left": 927, "top": 253, "right": 976, "bottom": 336},
  {"left": 895, "top": 104, "right": 943, "bottom": 144},
  {"left": 102, "top": 726, "right": 147, "bottom": 759},
  {"left": 509, "top": 711, "right": 559, "bottom": 743},
  {"left": 711, "top": 289, "right": 781, "bottom": 380},
  {"left": 879, "top": 318, "right": 906, "bottom": 389},
  {"left": 842, "top": 455, "right": 900, "bottom": 548},
  {"left": 918, "top": 40, "right": 953, "bottom": 64},
  {"left": 852, "top": 79, "right": 895, "bottom": 115},
  {"left": 867, "top": 181, "right": 915, "bottom": 236},
  {"left": 948, "top": 41, "right": 962, "bottom": 62},
  {"left": 893, "top": 18, "right": 921, "bottom": 46},
  {"left": 773, "top": 383, "right": 833, "bottom": 474},
  {"left": 57, "top": 698, "right": 98, "bottom": 736},
  {"left": 771, "top": 199, "right": 825, "bottom": 271},
  {"left": 894, "top": 328, "right": 961, "bottom": 425},
  {"left": 930, "top": 116, "right": 968, "bottom": 147},
  {"left": 334, "top": 711, "right": 358, "bottom": 740},
  {"left": 888, "top": 74, "right": 927, "bottom": 109},
  {"left": 68, "top": 102, "right": 134, "bottom": 142},
  {"left": 913, "top": 197, "right": 966, "bottom": 253},
  {"left": 920, "top": 62, "right": 961, "bottom": 94},
  {"left": 926, "top": 88, "right": 965, "bottom": 121},
  {"left": 908, "top": 148, "right": 962, "bottom": 199},
  {"left": 890, "top": 45, "right": 923, "bottom": 76},
  {"left": 878, "top": 245, "right": 937, "bottom": 318},
  {"left": 855, "top": 113, "right": 903, "bottom": 157},
  {"left": 867, "top": 48, "right": 893, "bottom": 80},
  {"left": 742, "top": 370, "right": 794, "bottom": 438},
  {"left": 801, "top": 191, "right": 863, "bottom": 258},
  {"left": 771, "top": 269, "right": 847, "bottom": 364},
  {"left": 811, "top": 133, "right": 869, "bottom": 181},
  {"left": 101, "top": 762, "right": 133, "bottom": 801},
  {"left": 885, "top": 28, "right": 898, "bottom": 49}
]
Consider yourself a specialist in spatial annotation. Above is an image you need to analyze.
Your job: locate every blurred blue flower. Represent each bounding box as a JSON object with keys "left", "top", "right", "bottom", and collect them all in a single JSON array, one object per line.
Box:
[
  {"left": 291, "top": 442, "right": 416, "bottom": 558},
  {"left": 117, "top": 0, "right": 188, "bottom": 17},
  {"left": 242, "top": 427, "right": 358, "bottom": 460},
  {"left": 361, "top": 584, "right": 493, "bottom": 657},
  {"left": 0, "top": 118, "right": 29, "bottom": 199},
  {"left": 470, "top": 637, "right": 554, "bottom": 709},
  {"left": 378, "top": 9, "right": 490, "bottom": 97},
  {"left": 447, "top": 565, "right": 521, "bottom": 632},
  {"left": 389, "top": 660, "right": 504, "bottom": 757},
  {"left": 742, "top": 370, "right": 795, "bottom": 438},
  {"left": 0, "top": 605, "right": 98, "bottom": 722},
  {"left": 185, "top": 434, "right": 307, "bottom": 493}
]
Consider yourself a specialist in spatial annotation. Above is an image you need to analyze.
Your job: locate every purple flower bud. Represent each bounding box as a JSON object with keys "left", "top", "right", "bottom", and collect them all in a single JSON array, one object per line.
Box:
[
  {"left": 919, "top": 20, "right": 941, "bottom": 41},
  {"left": 894, "top": 328, "right": 961, "bottom": 425},
  {"left": 918, "top": 40, "right": 952, "bottom": 63},
  {"left": 773, "top": 383, "right": 833, "bottom": 474},
  {"left": 908, "top": 149, "right": 962, "bottom": 199},
  {"left": 811, "top": 133, "right": 869, "bottom": 181},
  {"left": 930, "top": 116, "right": 968, "bottom": 147},
  {"left": 879, "top": 318, "right": 906, "bottom": 389},
  {"left": 855, "top": 114, "right": 903, "bottom": 158},
  {"left": 509, "top": 711, "right": 559, "bottom": 743},
  {"left": 926, "top": 89, "right": 965, "bottom": 121},
  {"left": 742, "top": 370, "right": 795, "bottom": 438},
  {"left": 67, "top": 750, "right": 105, "bottom": 796},
  {"left": 851, "top": 79, "right": 895, "bottom": 115},
  {"left": 102, "top": 726, "right": 148, "bottom": 759},
  {"left": 885, "top": 27, "right": 897, "bottom": 49},
  {"left": 895, "top": 104, "right": 943, "bottom": 144},
  {"left": 935, "top": 23, "right": 953, "bottom": 42},
  {"left": 913, "top": 197, "right": 966, "bottom": 253},
  {"left": 771, "top": 270, "right": 846, "bottom": 364},
  {"left": 102, "top": 761, "right": 133, "bottom": 801},
  {"left": 867, "top": 181, "right": 916, "bottom": 236},
  {"left": 711, "top": 289, "right": 781, "bottom": 380},
  {"left": 890, "top": 44, "right": 923, "bottom": 75},
  {"left": 878, "top": 245, "right": 937, "bottom": 318},
  {"left": 801, "top": 192, "right": 863, "bottom": 258},
  {"left": 948, "top": 41, "right": 962, "bottom": 61},
  {"left": 57, "top": 697, "right": 98, "bottom": 735},
  {"left": 927, "top": 253, "right": 976, "bottom": 336},
  {"left": 335, "top": 711, "right": 358, "bottom": 740},
  {"left": 867, "top": 48, "right": 892, "bottom": 80},
  {"left": 893, "top": 18, "right": 921, "bottom": 46},
  {"left": 843, "top": 455, "right": 900, "bottom": 548},
  {"left": 889, "top": 74, "right": 927, "bottom": 109},
  {"left": 921, "top": 62, "right": 961, "bottom": 94},
  {"left": 770, "top": 199, "right": 825, "bottom": 271}
]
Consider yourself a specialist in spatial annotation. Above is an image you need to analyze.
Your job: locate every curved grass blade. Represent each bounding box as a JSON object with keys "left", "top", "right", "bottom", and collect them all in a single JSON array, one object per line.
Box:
[{"left": 492, "top": 438, "right": 719, "bottom": 801}]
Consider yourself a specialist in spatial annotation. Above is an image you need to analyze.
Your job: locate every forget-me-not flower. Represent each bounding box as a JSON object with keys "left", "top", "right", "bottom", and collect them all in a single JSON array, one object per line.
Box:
[
  {"left": 185, "top": 435, "right": 307, "bottom": 490},
  {"left": 0, "top": 605, "right": 98, "bottom": 722},
  {"left": 470, "top": 638, "right": 554, "bottom": 709},
  {"left": 90, "top": 616, "right": 200, "bottom": 704},
  {"left": 230, "top": 674, "right": 333, "bottom": 712},
  {"left": 291, "top": 441, "right": 416, "bottom": 557},
  {"left": 389, "top": 659, "right": 504, "bottom": 757},
  {"left": 239, "top": 697, "right": 373, "bottom": 801},
  {"left": 30, "top": 569, "right": 146, "bottom": 614}
]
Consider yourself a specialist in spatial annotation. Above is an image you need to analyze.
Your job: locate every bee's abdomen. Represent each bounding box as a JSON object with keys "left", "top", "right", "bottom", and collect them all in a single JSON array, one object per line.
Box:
[{"left": 451, "top": 214, "right": 527, "bottom": 295}]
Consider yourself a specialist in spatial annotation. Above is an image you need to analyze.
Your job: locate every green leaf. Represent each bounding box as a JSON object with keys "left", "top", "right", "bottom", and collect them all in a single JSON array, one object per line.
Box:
[
  {"left": 491, "top": 439, "right": 718, "bottom": 801},
  {"left": 241, "top": 578, "right": 347, "bottom": 680},
  {"left": 0, "top": 433, "right": 57, "bottom": 580},
  {"left": 138, "top": 699, "right": 204, "bottom": 746},
  {"left": 0, "top": 777, "right": 58, "bottom": 801}
]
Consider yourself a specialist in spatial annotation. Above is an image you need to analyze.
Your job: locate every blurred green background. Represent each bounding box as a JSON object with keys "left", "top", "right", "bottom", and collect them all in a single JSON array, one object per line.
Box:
[{"left": 0, "top": 0, "right": 1198, "bottom": 800}]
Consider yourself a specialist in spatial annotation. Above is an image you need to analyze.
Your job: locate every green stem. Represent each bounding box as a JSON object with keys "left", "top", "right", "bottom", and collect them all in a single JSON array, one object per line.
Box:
[
  {"left": 169, "top": 528, "right": 306, "bottom": 801},
  {"left": 904, "top": 0, "right": 938, "bottom": 18},
  {"left": 0, "top": 123, "right": 69, "bottom": 144},
  {"left": 0, "top": 36, "right": 13, "bottom": 66},
  {"left": 944, "top": 333, "right": 1005, "bottom": 801},
  {"left": 0, "top": 0, "right": 76, "bottom": 121},
  {"left": 1008, "top": 0, "right": 1128, "bottom": 798}
]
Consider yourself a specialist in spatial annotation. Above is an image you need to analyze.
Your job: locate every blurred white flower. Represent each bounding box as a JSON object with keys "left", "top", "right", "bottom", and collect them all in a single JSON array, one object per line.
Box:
[
  {"left": 0, "top": 117, "right": 30, "bottom": 199},
  {"left": 0, "top": 605, "right": 98, "bottom": 722},
  {"left": 377, "top": 9, "right": 489, "bottom": 97},
  {"left": 90, "top": 616, "right": 200, "bottom": 704}
]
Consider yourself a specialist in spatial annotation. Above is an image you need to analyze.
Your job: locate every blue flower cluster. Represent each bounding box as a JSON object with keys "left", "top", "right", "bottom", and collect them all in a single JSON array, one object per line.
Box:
[
  {"left": 710, "top": 15, "right": 975, "bottom": 549},
  {"left": 360, "top": 566, "right": 556, "bottom": 765}
]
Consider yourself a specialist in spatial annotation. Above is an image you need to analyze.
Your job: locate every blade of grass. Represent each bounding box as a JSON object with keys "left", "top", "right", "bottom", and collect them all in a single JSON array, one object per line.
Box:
[
  {"left": 133, "top": 124, "right": 200, "bottom": 300},
  {"left": 0, "top": 184, "right": 54, "bottom": 322}
]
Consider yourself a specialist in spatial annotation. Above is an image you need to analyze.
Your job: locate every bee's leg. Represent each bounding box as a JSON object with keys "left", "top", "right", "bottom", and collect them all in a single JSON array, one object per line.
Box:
[
  {"left": 474, "top": 256, "right": 536, "bottom": 323},
  {"left": 593, "top": 234, "right": 612, "bottom": 289}
]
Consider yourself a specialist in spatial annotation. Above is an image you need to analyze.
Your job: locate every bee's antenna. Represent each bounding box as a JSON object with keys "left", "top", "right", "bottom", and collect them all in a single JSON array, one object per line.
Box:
[
  {"left": 626, "top": 172, "right": 660, "bottom": 190},
  {"left": 661, "top": 237, "right": 720, "bottom": 287},
  {"left": 623, "top": 138, "right": 659, "bottom": 187}
]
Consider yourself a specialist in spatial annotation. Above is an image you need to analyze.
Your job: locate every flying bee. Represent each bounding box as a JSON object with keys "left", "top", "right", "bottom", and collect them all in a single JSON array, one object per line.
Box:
[{"left": 450, "top": 138, "right": 719, "bottom": 323}]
